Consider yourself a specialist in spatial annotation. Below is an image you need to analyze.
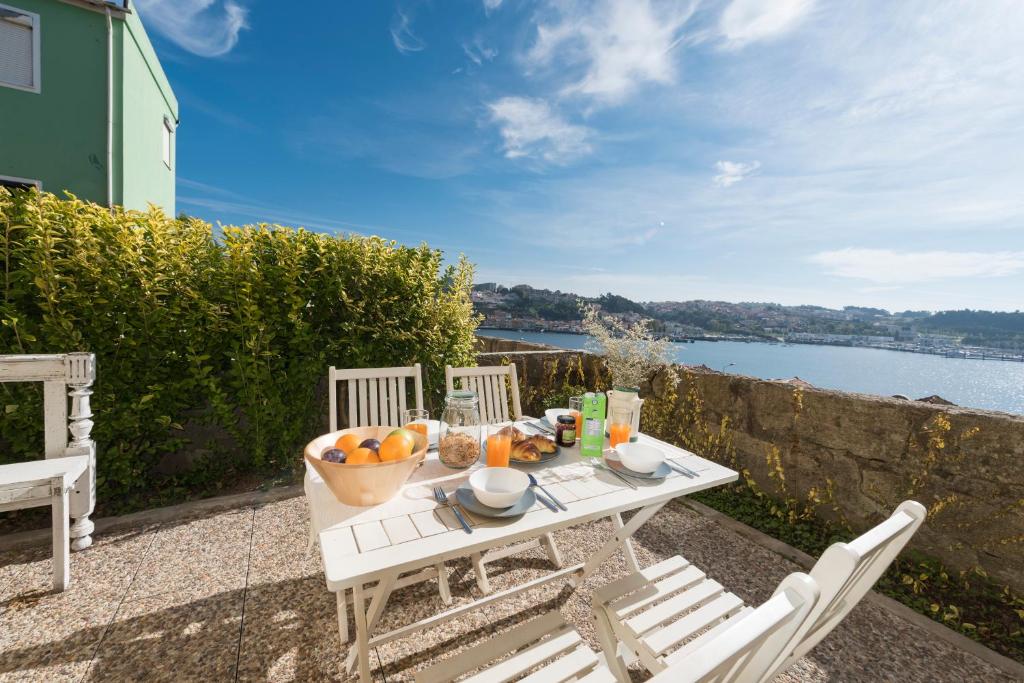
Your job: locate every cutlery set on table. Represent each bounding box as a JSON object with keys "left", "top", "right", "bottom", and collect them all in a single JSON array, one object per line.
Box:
[{"left": 431, "top": 418, "right": 701, "bottom": 533}]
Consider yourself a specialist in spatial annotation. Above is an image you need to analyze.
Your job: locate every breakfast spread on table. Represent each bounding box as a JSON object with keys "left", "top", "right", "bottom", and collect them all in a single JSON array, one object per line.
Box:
[{"left": 496, "top": 425, "right": 558, "bottom": 462}]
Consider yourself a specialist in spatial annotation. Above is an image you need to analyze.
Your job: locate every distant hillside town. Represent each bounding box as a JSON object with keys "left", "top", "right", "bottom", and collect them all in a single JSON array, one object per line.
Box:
[{"left": 471, "top": 283, "right": 1024, "bottom": 361}]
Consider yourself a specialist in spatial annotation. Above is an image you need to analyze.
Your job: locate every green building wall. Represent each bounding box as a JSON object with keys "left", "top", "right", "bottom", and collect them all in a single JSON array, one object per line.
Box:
[{"left": 0, "top": 0, "right": 177, "bottom": 212}]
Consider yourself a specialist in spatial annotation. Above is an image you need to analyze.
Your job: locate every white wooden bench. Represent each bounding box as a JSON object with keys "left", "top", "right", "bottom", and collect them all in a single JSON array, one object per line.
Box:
[
  {"left": 0, "top": 456, "right": 89, "bottom": 591},
  {"left": 0, "top": 353, "right": 97, "bottom": 553}
]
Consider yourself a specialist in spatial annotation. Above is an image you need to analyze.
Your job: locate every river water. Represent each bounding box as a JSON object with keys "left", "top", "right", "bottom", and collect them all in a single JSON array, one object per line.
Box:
[{"left": 480, "top": 329, "right": 1024, "bottom": 415}]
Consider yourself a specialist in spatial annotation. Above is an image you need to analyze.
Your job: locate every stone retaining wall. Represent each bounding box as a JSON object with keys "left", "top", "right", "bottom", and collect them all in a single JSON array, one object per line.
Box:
[{"left": 476, "top": 342, "right": 1024, "bottom": 590}]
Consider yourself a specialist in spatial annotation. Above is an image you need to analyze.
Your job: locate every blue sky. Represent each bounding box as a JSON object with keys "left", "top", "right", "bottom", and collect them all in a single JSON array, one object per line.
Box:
[{"left": 135, "top": 0, "right": 1024, "bottom": 312}]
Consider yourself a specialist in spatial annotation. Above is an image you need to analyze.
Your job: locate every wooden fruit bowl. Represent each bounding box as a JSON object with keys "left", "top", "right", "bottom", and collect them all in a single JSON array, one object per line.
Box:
[{"left": 304, "top": 426, "right": 427, "bottom": 506}]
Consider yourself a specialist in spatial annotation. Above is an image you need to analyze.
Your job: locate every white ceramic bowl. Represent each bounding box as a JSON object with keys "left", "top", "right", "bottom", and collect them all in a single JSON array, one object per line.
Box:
[
  {"left": 545, "top": 408, "right": 572, "bottom": 426},
  {"left": 469, "top": 467, "right": 529, "bottom": 508},
  {"left": 615, "top": 442, "right": 665, "bottom": 474}
]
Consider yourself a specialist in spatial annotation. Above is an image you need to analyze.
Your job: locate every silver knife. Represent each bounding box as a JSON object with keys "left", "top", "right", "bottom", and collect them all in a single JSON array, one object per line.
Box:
[
  {"left": 665, "top": 461, "right": 695, "bottom": 478},
  {"left": 668, "top": 460, "right": 700, "bottom": 477},
  {"left": 594, "top": 462, "right": 638, "bottom": 489}
]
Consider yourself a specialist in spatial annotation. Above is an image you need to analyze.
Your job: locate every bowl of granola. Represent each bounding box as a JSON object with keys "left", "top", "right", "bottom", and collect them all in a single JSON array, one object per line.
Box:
[{"left": 438, "top": 430, "right": 481, "bottom": 469}]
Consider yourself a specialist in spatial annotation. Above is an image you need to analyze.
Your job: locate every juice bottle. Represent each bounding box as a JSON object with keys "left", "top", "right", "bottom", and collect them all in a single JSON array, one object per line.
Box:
[{"left": 579, "top": 392, "right": 607, "bottom": 458}]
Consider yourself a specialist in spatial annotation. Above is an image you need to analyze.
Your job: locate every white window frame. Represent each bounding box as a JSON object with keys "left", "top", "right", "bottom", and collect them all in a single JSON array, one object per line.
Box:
[
  {"left": 162, "top": 116, "right": 174, "bottom": 169},
  {"left": 0, "top": 174, "right": 42, "bottom": 190},
  {"left": 0, "top": 3, "right": 42, "bottom": 94}
]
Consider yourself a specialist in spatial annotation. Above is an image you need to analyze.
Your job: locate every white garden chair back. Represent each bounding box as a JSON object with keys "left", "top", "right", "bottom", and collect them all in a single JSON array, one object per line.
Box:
[
  {"left": 315, "top": 362, "right": 449, "bottom": 644},
  {"left": 444, "top": 363, "right": 562, "bottom": 596},
  {"left": 649, "top": 573, "right": 820, "bottom": 683},
  {"left": 329, "top": 364, "right": 424, "bottom": 431},
  {"left": 763, "top": 500, "right": 927, "bottom": 681},
  {"left": 444, "top": 364, "right": 522, "bottom": 422}
]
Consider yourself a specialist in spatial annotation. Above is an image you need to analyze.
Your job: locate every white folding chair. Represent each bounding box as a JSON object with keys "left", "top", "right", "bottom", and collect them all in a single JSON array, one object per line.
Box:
[
  {"left": 445, "top": 364, "right": 563, "bottom": 594},
  {"left": 593, "top": 500, "right": 926, "bottom": 682},
  {"left": 761, "top": 500, "right": 927, "bottom": 680},
  {"left": 415, "top": 573, "right": 817, "bottom": 683},
  {"left": 306, "top": 363, "right": 451, "bottom": 645}
]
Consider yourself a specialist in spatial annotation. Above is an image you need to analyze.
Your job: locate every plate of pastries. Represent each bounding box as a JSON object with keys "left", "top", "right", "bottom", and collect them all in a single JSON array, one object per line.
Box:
[{"left": 496, "top": 425, "right": 561, "bottom": 463}]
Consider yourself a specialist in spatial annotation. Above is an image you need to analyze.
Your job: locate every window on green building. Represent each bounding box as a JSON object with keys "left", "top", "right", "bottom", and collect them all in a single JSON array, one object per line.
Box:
[
  {"left": 0, "top": 4, "right": 40, "bottom": 93},
  {"left": 162, "top": 117, "right": 174, "bottom": 169}
]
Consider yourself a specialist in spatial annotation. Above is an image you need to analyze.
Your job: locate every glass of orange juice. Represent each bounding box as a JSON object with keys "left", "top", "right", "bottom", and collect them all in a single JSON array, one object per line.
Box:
[
  {"left": 402, "top": 409, "right": 430, "bottom": 441},
  {"left": 485, "top": 421, "right": 512, "bottom": 467},
  {"left": 609, "top": 406, "right": 632, "bottom": 449},
  {"left": 568, "top": 396, "right": 583, "bottom": 445}
]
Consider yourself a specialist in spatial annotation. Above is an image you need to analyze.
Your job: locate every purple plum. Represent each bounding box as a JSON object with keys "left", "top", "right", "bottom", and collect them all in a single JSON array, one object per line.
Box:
[
  {"left": 358, "top": 438, "right": 381, "bottom": 453},
  {"left": 321, "top": 448, "right": 346, "bottom": 464}
]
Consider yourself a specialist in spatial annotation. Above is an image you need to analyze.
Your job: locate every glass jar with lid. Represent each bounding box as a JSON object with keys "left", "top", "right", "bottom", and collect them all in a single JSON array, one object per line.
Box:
[{"left": 439, "top": 390, "right": 481, "bottom": 469}]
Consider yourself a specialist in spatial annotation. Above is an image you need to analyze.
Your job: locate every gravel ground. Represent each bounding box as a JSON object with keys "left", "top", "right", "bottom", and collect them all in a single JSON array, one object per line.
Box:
[{"left": 0, "top": 496, "right": 1017, "bottom": 682}]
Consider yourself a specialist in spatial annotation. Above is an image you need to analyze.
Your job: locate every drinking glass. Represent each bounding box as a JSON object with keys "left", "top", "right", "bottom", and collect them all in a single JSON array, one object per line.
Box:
[
  {"left": 568, "top": 396, "right": 583, "bottom": 444},
  {"left": 609, "top": 406, "right": 632, "bottom": 449},
  {"left": 402, "top": 408, "right": 430, "bottom": 440},
  {"left": 485, "top": 421, "right": 512, "bottom": 467}
]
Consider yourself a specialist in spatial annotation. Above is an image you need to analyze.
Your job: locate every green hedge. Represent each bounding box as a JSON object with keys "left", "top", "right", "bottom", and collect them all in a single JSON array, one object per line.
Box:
[{"left": 0, "top": 189, "right": 479, "bottom": 511}]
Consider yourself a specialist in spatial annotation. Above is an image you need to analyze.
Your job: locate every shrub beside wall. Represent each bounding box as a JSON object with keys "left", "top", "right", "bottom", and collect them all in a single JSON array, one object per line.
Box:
[{"left": 0, "top": 190, "right": 479, "bottom": 511}]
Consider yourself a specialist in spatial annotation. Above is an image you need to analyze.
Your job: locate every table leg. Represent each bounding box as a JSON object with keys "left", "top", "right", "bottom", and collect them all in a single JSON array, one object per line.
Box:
[
  {"left": 351, "top": 582, "right": 372, "bottom": 683},
  {"left": 336, "top": 590, "right": 348, "bottom": 645},
  {"left": 610, "top": 513, "right": 640, "bottom": 572},
  {"left": 347, "top": 571, "right": 399, "bottom": 680},
  {"left": 575, "top": 501, "right": 667, "bottom": 584}
]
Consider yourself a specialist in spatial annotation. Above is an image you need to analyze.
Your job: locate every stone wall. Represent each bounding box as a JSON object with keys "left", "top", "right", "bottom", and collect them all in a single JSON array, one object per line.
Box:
[{"left": 477, "top": 345, "right": 1024, "bottom": 590}]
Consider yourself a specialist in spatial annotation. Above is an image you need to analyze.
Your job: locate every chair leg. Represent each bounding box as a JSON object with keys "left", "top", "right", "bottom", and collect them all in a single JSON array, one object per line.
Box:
[
  {"left": 471, "top": 551, "right": 492, "bottom": 595},
  {"left": 434, "top": 562, "right": 452, "bottom": 604},
  {"left": 305, "top": 519, "right": 317, "bottom": 557},
  {"left": 593, "top": 606, "right": 631, "bottom": 683},
  {"left": 336, "top": 589, "right": 349, "bottom": 645},
  {"left": 52, "top": 484, "right": 70, "bottom": 592},
  {"left": 541, "top": 532, "right": 563, "bottom": 568}
]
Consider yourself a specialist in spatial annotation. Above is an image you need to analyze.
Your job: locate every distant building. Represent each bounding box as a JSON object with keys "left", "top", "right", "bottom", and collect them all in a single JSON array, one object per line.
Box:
[{"left": 0, "top": 0, "right": 177, "bottom": 212}]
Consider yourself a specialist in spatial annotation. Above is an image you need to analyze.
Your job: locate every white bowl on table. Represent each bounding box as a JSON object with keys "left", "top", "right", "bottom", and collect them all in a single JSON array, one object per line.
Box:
[
  {"left": 544, "top": 408, "right": 572, "bottom": 427},
  {"left": 469, "top": 467, "right": 529, "bottom": 508},
  {"left": 615, "top": 442, "right": 665, "bottom": 474}
]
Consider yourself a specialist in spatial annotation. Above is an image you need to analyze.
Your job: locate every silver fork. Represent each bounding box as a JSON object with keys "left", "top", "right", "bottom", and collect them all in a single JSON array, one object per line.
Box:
[{"left": 433, "top": 486, "right": 472, "bottom": 534}]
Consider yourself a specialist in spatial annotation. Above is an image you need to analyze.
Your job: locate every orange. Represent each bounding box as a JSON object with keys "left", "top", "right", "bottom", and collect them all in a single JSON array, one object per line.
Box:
[
  {"left": 379, "top": 433, "right": 414, "bottom": 462},
  {"left": 335, "top": 433, "right": 362, "bottom": 454},
  {"left": 346, "top": 447, "right": 380, "bottom": 465}
]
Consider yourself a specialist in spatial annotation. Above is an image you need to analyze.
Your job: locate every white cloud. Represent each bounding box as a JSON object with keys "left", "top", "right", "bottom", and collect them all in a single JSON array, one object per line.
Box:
[
  {"left": 712, "top": 160, "right": 760, "bottom": 187},
  {"left": 488, "top": 97, "right": 592, "bottom": 163},
  {"left": 134, "top": 0, "right": 247, "bottom": 57},
  {"left": 390, "top": 8, "right": 425, "bottom": 54},
  {"left": 719, "top": 0, "right": 815, "bottom": 48},
  {"left": 809, "top": 249, "right": 1024, "bottom": 284},
  {"left": 526, "top": 0, "right": 694, "bottom": 105},
  {"left": 483, "top": 0, "right": 503, "bottom": 13},
  {"left": 463, "top": 38, "right": 498, "bottom": 65}
]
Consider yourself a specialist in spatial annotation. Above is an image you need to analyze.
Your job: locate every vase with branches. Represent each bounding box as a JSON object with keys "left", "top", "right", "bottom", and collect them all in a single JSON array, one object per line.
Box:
[{"left": 581, "top": 304, "right": 677, "bottom": 439}]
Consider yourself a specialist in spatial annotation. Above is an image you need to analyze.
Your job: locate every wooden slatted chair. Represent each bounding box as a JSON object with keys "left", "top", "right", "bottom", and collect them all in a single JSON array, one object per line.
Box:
[
  {"left": 414, "top": 573, "right": 818, "bottom": 683},
  {"left": 445, "top": 364, "right": 563, "bottom": 594},
  {"left": 306, "top": 363, "right": 451, "bottom": 644},
  {"left": 593, "top": 500, "right": 926, "bottom": 683},
  {"left": 444, "top": 363, "right": 522, "bottom": 424}
]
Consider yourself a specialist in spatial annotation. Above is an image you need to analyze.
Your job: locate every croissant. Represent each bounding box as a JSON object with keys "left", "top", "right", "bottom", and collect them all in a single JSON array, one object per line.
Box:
[
  {"left": 498, "top": 425, "right": 528, "bottom": 443},
  {"left": 525, "top": 435, "right": 558, "bottom": 454},
  {"left": 510, "top": 440, "right": 541, "bottom": 462}
]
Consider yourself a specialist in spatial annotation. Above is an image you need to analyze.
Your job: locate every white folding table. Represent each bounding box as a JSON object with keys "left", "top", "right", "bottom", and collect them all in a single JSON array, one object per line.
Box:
[{"left": 305, "top": 424, "right": 738, "bottom": 682}]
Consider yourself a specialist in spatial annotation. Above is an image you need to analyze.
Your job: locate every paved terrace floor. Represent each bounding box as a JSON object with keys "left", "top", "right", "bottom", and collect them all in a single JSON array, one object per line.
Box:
[{"left": 0, "top": 495, "right": 1017, "bottom": 682}]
